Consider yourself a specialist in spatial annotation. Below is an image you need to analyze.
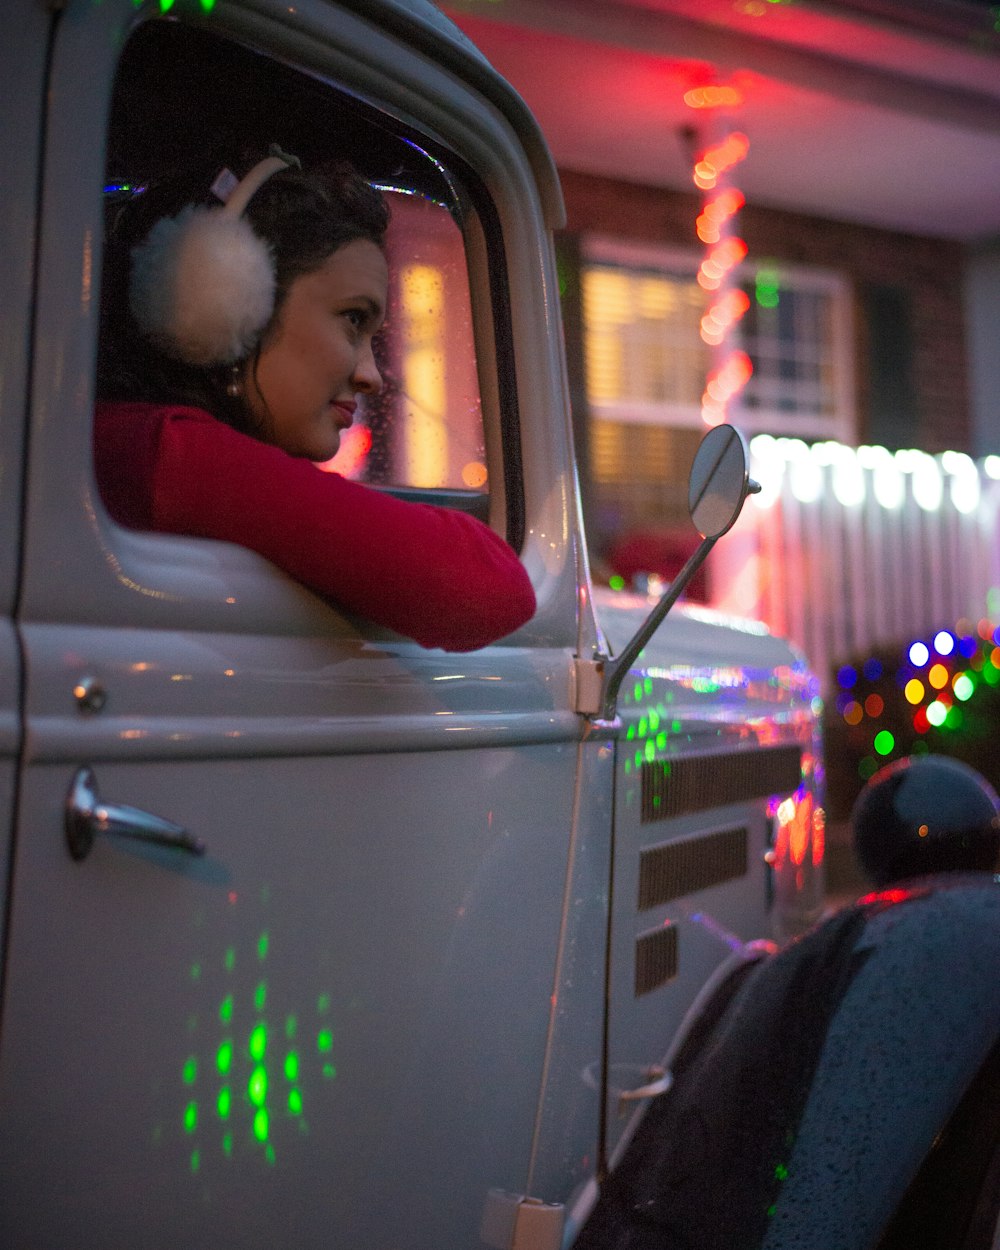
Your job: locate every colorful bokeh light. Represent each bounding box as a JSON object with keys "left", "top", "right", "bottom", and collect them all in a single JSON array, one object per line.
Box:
[
  {"left": 873, "top": 730, "right": 895, "bottom": 756},
  {"left": 835, "top": 621, "right": 1000, "bottom": 791},
  {"left": 843, "top": 701, "right": 863, "bottom": 726},
  {"left": 928, "top": 663, "right": 948, "bottom": 690},
  {"left": 926, "top": 700, "right": 947, "bottom": 727},
  {"left": 934, "top": 630, "right": 955, "bottom": 656}
]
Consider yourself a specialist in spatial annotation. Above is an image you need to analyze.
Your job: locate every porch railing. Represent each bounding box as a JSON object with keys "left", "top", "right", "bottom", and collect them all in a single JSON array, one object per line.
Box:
[{"left": 707, "top": 436, "right": 1000, "bottom": 691}]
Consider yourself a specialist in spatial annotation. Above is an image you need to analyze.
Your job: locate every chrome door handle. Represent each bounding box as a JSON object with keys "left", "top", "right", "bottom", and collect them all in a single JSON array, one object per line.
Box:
[{"left": 65, "top": 766, "right": 205, "bottom": 861}]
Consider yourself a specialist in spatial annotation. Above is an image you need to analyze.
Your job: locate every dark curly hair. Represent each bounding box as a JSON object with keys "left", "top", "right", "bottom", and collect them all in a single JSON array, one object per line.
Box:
[{"left": 97, "top": 157, "right": 390, "bottom": 436}]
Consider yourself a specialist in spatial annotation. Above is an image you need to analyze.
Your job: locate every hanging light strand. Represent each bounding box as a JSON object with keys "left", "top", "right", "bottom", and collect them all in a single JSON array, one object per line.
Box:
[{"left": 686, "top": 88, "right": 751, "bottom": 426}]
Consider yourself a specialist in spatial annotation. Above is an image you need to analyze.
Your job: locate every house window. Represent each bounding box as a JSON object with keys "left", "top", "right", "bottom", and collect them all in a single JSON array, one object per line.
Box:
[
  {"left": 581, "top": 237, "right": 854, "bottom": 447},
  {"left": 583, "top": 264, "right": 709, "bottom": 418}
]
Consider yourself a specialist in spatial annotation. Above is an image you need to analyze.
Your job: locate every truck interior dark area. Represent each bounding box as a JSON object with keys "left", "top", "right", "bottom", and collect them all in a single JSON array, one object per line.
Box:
[
  {"left": 105, "top": 22, "right": 459, "bottom": 217},
  {"left": 101, "top": 18, "right": 523, "bottom": 533}
]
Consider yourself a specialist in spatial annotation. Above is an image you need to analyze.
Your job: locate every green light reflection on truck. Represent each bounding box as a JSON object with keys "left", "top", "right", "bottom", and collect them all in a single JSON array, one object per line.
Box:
[{"left": 177, "top": 926, "right": 336, "bottom": 1174}]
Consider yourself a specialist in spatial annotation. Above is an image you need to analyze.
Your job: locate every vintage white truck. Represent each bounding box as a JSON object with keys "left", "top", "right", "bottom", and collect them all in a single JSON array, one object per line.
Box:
[{"left": 0, "top": 1, "right": 822, "bottom": 1246}]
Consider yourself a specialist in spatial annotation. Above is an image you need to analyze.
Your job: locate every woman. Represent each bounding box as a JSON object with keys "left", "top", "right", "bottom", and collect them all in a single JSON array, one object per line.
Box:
[{"left": 95, "top": 151, "right": 535, "bottom": 651}]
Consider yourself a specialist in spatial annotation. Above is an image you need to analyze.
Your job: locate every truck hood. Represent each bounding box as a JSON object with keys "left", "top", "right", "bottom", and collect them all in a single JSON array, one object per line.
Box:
[{"left": 594, "top": 586, "right": 813, "bottom": 681}]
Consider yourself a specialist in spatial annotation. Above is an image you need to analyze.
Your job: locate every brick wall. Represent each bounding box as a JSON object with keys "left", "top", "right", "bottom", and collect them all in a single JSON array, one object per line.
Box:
[{"left": 557, "top": 169, "right": 971, "bottom": 453}]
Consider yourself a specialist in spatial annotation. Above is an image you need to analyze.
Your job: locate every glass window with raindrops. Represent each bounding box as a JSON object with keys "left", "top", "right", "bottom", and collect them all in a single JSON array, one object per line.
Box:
[{"left": 331, "top": 188, "right": 488, "bottom": 501}]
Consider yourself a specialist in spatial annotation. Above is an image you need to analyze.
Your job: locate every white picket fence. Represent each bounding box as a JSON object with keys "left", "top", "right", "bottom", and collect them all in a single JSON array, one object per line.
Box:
[{"left": 707, "top": 436, "right": 1000, "bottom": 690}]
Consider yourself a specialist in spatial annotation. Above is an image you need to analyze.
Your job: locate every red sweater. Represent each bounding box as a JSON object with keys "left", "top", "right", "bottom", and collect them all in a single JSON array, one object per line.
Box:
[{"left": 94, "top": 402, "right": 536, "bottom": 651}]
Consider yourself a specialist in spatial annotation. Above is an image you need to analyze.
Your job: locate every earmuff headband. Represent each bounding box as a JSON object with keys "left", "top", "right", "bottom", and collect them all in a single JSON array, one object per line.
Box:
[
  {"left": 129, "top": 147, "right": 300, "bottom": 367},
  {"left": 223, "top": 151, "right": 296, "bottom": 216}
]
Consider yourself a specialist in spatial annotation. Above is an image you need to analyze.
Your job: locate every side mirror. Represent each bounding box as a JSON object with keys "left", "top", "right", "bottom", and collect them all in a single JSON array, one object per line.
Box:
[
  {"left": 689, "top": 424, "right": 758, "bottom": 540},
  {"left": 598, "top": 425, "right": 759, "bottom": 721}
]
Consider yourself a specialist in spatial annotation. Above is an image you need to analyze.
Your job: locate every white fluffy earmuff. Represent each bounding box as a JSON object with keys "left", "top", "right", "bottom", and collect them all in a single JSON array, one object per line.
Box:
[{"left": 128, "top": 150, "right": 296, "bottom": 366}]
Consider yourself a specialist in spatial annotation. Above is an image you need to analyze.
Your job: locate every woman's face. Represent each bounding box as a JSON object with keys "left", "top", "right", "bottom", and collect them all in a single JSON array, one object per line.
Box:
[{"left": 244, "top": 238, "right": 388, "bottom": 461}]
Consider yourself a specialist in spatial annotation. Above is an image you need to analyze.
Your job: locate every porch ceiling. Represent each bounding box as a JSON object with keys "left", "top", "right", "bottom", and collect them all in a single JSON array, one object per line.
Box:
[{"left": 443, "top": 0, "right": 1000, "bottom": 244}]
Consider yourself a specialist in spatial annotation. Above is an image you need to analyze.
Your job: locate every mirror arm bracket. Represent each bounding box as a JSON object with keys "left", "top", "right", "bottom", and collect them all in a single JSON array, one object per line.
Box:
[{"left": 598, "top": 535, "right": 718, "bottom": 722}]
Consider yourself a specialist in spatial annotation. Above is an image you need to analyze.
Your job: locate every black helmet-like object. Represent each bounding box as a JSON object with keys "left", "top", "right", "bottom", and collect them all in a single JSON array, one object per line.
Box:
[{"left": 852, "top": 755, "right": 1000, "bottom": 888}]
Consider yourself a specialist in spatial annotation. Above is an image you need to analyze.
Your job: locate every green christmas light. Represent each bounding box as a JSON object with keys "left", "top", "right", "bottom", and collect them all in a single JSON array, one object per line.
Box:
[
  {"left": 873, "top": 730, "right": 895, "bottom": 756},
  {"left": 755, "top": 270, "right": 780, "bottom": 309}
]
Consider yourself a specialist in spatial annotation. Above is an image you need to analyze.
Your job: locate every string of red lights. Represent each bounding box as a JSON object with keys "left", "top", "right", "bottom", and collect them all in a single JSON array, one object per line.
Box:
[{"left": 685, "top": 86, "right": 752, "bottom": 426}]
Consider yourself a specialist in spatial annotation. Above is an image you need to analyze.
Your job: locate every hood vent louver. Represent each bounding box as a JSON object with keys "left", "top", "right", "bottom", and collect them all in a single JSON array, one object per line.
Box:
[{"left": 641, "top": 744, "right": 802, "bottom": 823}]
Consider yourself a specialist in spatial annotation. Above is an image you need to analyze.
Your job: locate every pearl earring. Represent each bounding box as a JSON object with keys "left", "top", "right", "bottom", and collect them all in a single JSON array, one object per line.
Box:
[{"left": 226, "top": 364, "right": 243, "bottom": 398}]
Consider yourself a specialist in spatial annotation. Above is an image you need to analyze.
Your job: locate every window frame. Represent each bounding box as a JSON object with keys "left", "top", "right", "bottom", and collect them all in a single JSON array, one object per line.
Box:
[{"left": 98, "top": 17, "right": 525, "bottom": 549}]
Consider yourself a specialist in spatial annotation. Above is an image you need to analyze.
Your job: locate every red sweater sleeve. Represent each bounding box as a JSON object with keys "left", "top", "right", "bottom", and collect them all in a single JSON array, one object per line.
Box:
[{"left": 95, "top": 403, "right": 535, "bottom": 651}]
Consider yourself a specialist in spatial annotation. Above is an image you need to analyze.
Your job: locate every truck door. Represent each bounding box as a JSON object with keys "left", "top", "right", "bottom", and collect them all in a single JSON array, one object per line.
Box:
[
  {"left": 0, "top": 5, "right": 603, "bottom": 1247},
  {"left": 0, "top": 1, "right": 52, "bottom": 950}
]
